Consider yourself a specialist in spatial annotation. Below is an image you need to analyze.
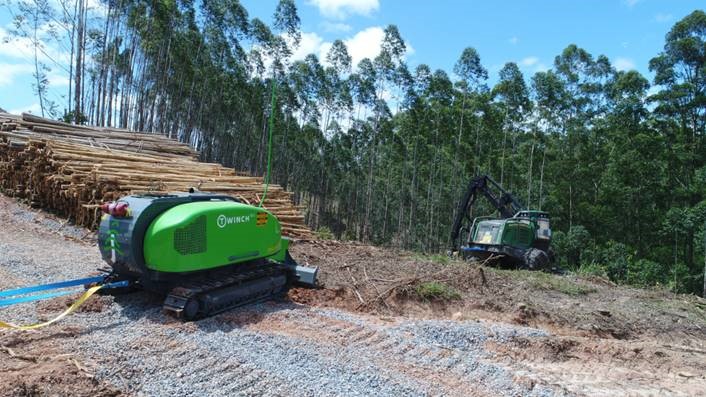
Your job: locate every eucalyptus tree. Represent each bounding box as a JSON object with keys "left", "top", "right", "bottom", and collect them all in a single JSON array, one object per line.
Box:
[
  {"left": 359, "top": 25, "right": 407, "bottom": 241},
  {"left": 351, "top": 58, "right": 377, "bottom": 119},
  {"left": 3, "top": 0, "right": 706, "bottom": 294},
  {"left": 326, "top": 39, "right": 352, "bottom": 73},
  {"left": 649, "top": 9, "right": 706, "bottom": 279},
  {"left": 492, "top": 62, "right": 530, "bottom": 188},
  {"left": 320, "top": 41, "right": 351, "bottom": 136},
  {"left": 600, "top": 70, "right": 663, "bottom": 257},
  {"left": 10, "top": 0, "right": 58, "bottom": 117},
  {"left": 325, "top": 40, "right": 354, "bottom": 129},
  {"left": 453, "top": 47, "right": 488, "bottom": 180},
  {"left": 424, "top": 69, "right": 455, "bottom": 249},
  {"left": 273, "top": 0, "right": 300, "bottom": 47}
]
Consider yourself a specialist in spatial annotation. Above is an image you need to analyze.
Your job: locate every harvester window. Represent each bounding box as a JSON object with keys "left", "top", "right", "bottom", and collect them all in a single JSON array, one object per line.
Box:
[
  {"left": 537, "top": 219, "right": 551, "bottom": 240},
  {"left": 501, "top": 220, "right": 534, "bottom": 248},
  {"left": 474, "top": 223, "right": 502, "bottom": 244}
]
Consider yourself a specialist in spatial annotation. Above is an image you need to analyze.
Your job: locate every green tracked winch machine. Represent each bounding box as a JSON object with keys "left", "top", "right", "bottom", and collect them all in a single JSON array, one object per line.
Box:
[{"left": 97, "top": 192, "right": 318, "bottom": 320}]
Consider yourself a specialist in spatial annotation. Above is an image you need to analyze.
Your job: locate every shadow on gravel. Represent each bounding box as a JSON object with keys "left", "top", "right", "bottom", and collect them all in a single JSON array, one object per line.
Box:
[
  {"left": 102, "top": 289, "right": 309, "bottom": 333},
  {"left": 192, "top": 300, "right": 309, "bottom": 333}
]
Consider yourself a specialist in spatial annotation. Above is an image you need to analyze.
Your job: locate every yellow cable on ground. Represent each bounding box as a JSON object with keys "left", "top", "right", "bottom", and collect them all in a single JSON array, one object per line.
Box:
[{"left": 0, "top": 285, "right": 103, "bottom": 330}]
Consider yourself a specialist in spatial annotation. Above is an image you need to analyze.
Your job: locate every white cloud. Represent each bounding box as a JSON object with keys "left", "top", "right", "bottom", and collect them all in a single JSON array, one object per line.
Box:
[
  {"left": 342, "top": 26, "right": 386, "bottom": 66},
  {"left": 624, "top": 0, "right": 640, "bottom": 7},
  {"left": 308, "top": 0, "right": 379, "bottom": 19},
  {"left": 47, "top": 73, "right": 70, "bottom": 87},
  {"left": 0, "top": 26, "right": 71, "bottom": 65},
  {"left": 534, "top": 63, "right": 549, "bottom": 72},
  {"left": 9, "top": 103, "right": 41, "bottom": 114},
  {"left": 515, "top": 57, "right": 547, "bottom": 73},
  {"left": 0, "top": 63, "right": 32, "bottom": 86},
  {"left": 508, "top": 36, "right": 518, "bottom": 45},
  {"left": 291, "top": 26, "right": 412, "bottom": 70},
  {"left": 290, "top": 31, "right": 326, "bottom": 62},
  {"left": 85, "top": 0, "right": 108, "bottom": 13},
  {"left": 614, "top": 57, "right": 636, "bottom": 71},
  {"left": 655, "top": 13, "right": 674, "bottom": 23},
  {"left": 48, "top": 0, "right": 105, "bottom": 13},
  {"left": 520, "top": 56, "right": 539, "bottom": 67},
  {"left": 321, "top": 21, "right": 352, "bottom": 33}
]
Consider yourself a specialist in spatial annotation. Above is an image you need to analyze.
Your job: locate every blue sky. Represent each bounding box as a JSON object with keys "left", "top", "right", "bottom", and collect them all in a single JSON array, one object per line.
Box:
[{"left": 0, "top": 0, "right": 702, "bottom": 115}]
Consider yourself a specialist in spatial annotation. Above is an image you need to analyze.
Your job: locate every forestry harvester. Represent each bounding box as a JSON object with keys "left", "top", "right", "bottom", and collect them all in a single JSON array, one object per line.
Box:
[
  {"left": 450, "top": 175, "right": 555, "bottom": 270},
  {"left": 98, "top": 191, "right": 317, "bottom": 320}
]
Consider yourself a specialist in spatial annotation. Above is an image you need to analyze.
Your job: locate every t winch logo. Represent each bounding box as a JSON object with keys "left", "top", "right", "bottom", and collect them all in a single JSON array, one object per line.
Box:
[{"left": 216, "top": 214, "right": 251, "bottom": 228}]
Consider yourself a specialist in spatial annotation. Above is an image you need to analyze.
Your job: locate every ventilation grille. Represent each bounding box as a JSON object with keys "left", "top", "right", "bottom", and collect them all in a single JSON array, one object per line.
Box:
[{"left": 174, "top": 215, "right": 207, "bottom": 255}]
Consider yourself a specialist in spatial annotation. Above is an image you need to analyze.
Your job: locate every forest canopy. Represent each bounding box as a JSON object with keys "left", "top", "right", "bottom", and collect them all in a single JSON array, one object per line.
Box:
[{"left": 3, "top": 1, "right": 706, "bottom": 295}]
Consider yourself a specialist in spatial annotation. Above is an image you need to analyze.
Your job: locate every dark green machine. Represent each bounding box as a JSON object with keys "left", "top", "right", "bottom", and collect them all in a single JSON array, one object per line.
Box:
[
  {"left": 97, "top": 192, "right": 317, "bottom": 320},
  {"left": 450, "top": 175, "right": 554, "bottom": 270}
]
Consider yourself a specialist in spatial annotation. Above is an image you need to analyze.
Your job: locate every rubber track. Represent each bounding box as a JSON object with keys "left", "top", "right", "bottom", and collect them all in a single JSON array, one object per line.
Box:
[{"left": 163, "top": 262, "right": 289, "bottom": 320}]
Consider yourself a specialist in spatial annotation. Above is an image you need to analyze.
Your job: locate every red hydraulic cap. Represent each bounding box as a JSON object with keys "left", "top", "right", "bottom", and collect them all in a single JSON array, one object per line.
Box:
[{"left": 101, "top": 201, "right": 130, "bottom": 217}]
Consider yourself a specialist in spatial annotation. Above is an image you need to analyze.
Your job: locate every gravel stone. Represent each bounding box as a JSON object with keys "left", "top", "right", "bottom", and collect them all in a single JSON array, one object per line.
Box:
[{"left": 0, "top": 199, "right": 565, "bottom": 397}]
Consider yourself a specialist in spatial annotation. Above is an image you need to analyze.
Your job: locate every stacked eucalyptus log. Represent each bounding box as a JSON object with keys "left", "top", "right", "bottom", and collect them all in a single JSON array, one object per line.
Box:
[{"left": 0, "top": 113, "right": 311, "bottom": 238}]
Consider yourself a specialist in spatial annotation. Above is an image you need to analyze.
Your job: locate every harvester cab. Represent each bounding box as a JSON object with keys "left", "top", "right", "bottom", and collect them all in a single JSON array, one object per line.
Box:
[{"left": 450, "top": 176, "right": 555, "bottom": 270}]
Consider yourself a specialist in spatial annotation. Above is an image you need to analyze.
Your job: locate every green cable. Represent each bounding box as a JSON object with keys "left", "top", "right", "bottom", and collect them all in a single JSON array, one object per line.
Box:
[{"left": 259, "top": 79, "right": 277, "bottom": 208}]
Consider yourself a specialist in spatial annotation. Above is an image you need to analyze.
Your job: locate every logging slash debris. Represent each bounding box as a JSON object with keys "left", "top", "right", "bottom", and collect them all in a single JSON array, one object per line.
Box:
[{"left": 0, "top": 112, "right": 311, "bottom": 238}]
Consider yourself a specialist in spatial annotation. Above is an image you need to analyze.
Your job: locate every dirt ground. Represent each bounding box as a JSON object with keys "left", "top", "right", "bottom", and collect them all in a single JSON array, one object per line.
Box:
[
  {"left": 289, "top": 240, "right": 706, "bottom": 396},
  {"left": 289, "top": 240, "right": 706, "bottom": 340},
  {"left": 0, "top": 328, "right": 121, "bottom": 397},
  {"left": 0, "top": 194, "right": 705, "bottom": 396}
]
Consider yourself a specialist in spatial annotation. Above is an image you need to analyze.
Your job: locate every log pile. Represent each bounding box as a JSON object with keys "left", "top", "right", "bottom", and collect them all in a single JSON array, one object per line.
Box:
[{"left": 0, "top": 112, "right": 311, "bottom": 238}]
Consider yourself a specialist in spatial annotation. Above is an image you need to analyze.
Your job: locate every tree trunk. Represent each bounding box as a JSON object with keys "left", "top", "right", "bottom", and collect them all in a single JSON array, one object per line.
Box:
[
  {"left": 32, "top": 9, "right": 45, "bottom": 117},
  {"left": 527, "top": 141, "right": 535, "bottom": 209},
  {"left": 74, "top": 0, "right": 84, "bottom": 122},
  {"left": 539, "top": 145, "right": 546, "bottom": 210}
]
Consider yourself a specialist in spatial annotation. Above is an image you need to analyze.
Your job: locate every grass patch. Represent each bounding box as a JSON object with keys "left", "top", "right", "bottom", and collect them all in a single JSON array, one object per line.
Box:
[
  {"left": 488, "top": 268, "right": 597, "bottom": 296},
  {"left": 577, "top": 263, "right": 609, "bottom": 279},
  {"left": 414, "top": 281, "right": 462, "bottom": 301},
  {"left": 646, "top": 296, "right": 706, "bottom": 321},
  {"left": 538, "top": 277, "right": 597, "bottom": 296},
  {"left": 411, "top": 252, "right": 453, "bottom": 265},
  {"left": 410, "top": 252, "right": 469, "bottom": 265},
  {"left": 315, "top": 226, "right": 335, "bottom": 240}
]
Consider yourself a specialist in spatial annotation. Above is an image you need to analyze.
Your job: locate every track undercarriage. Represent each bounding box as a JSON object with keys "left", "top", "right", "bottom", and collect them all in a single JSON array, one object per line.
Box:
[
  {"left": 102, "top": 261, "right": 295, "bottom": 321},
  {"left": 162, "top": 261, "right": 291, "bottom": 320}
]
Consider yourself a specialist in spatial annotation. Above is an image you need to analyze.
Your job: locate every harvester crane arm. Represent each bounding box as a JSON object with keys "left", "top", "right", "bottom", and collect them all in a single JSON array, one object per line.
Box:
[{"left": 449, "top": 175, "right": 523, "bottom": 250}]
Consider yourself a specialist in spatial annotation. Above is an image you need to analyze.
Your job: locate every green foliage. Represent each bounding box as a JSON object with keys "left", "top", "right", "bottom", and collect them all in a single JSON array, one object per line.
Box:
[
  {"left": 8, "top": 1, "right": 705, "bottom": 295},
  {"left": 583, "top": 241, "right": 632, "bottom": 281},
  {"left": 315, "top": 226, "right": 335, "bottom": 240},
  {"left": 61, "top": 110, "right": 87, "bottom": 125},
  {"left": 627, "top": 259, "right": 667, "bottom": 287},
  {"left": 576, "top": 263, "right": 609, "bottom": 279},
  {"left": 414, "top": 281, "right": 461, "bottom": 301},
  {"left": 552, "top": 225, "right": 592, "bottom": 268}
]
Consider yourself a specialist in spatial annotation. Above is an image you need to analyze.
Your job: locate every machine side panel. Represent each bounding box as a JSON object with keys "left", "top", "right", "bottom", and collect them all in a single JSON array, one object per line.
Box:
[{"left": 143, "top": 201, "right": 282, "bottom": 273}]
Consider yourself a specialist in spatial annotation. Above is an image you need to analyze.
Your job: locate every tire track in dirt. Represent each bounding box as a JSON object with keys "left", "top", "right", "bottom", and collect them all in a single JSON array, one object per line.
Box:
[
  {"left": 486, "top": 335, "right": 706, "bottom": 397},
  {"left": 237, "top": 307, "right": 560, "bottom": 396},
  {"left": 3, "top": 195, "right": 706, "bottom": 396},
  {"left": 82, "top": 323, "right": 298, "bottom": 396}
]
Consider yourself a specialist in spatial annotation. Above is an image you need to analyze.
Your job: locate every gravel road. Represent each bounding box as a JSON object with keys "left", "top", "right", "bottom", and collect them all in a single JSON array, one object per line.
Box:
[
  {"left": 2, "top": 196, "right": 706, "bottom": 397},
  {"left": 0, "top": 197, "right": 565, "bottom": 396}
]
